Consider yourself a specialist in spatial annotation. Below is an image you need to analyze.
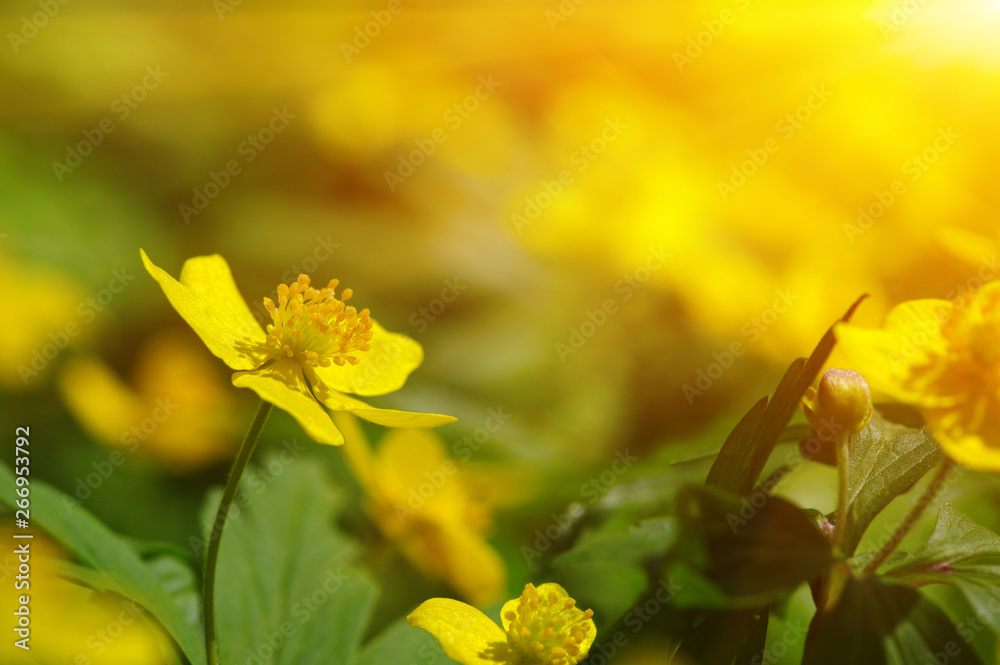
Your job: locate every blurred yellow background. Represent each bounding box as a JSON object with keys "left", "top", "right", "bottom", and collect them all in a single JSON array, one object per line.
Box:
[{"left": 2, "top": 0, "right": 1000, "bottom": 659}]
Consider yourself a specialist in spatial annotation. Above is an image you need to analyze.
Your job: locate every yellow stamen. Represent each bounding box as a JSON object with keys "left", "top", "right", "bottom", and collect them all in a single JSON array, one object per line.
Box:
[
  {"left": 263, "top": 275, "right": 373, "bottom": 368},
  {"left": 482, "top": 583, "right": 594, "bottom": 665}
]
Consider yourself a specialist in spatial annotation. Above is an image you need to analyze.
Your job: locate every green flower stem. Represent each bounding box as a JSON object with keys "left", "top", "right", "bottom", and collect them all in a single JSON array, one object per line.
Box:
[
  {"left": 862, "top": 458, "right": 954, "bottom": 575},
  {"left": 833, "top": 432, "right": 851, "bottom": 555},
  {"left": 204, "top": 399, "right": 273, "bottom": 665}
]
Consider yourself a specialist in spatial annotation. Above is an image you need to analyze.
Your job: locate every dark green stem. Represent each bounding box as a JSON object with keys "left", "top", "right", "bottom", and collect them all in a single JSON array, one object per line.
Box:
[{"left": 204, "top": 400, "right": 272, "bottom": 665}]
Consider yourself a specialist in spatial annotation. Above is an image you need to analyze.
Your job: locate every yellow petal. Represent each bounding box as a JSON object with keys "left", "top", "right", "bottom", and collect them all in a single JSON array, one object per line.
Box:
[
  {"left": 57, "top": 357, "right": 146, "bottom": 446},
  {"left": 377, "top": 429, "right": 466, "bottom": 513},
  {"left": 310, "top": 320, "right": 424, "bottom": 396},
  {"left": 332, "top": 412, "right": 377, "bottom": 492},
  {"left": 140, "top": 249, "right": 267, "bottom": 371},
  {"left": 835, "top": 298, "right": 952, "bottom": 405},
  {"left": 432, "top": 523, "right": 507, "bottom": 607},
  {"left": 179, "top": 254, "right": 266, "bottom": 339},
  {"left": 926, "top": 400, "right": 1000, "bottom": 471},
  {"left": 309, "top": 372, "right": 456, "bottom": 428},
  {"left": 407, "top": 598, "right": 505, "bottom": 665},
  {"left": 232, "top": 358, "right": 343, "bottom": 445}
]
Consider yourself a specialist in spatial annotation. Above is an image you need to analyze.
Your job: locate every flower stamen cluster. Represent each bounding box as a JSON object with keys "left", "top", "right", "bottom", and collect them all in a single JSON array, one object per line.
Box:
[
  {"left": 263, "top": 275, "right": 373, "bottom": 368},
  {"left": 482, "top": 583, "right": 595, "bottom": 665}
]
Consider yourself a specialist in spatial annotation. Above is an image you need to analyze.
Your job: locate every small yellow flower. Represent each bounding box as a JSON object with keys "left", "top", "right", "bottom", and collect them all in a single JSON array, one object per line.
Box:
[
  {"left": 408, "top": 582, "right": 596, "bottom": 665},
  {"left": 835, "top": 281, "right": 1000, "bottom": 470},
  {"left": 140, "top": 250, "right": 455, "bottom": 445},
  {"left": 335, "top": 412, "right": 506, "bottom": 606}
]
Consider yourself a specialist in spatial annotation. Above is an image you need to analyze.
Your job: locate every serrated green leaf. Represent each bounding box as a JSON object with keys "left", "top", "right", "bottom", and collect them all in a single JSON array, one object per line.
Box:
[
  {"left": 707, "top": 296, "right": 866, "bottom": 497},
  {"left": 0, "top": 460, "right": 205, "bottom": 665},
  {"left": 212, "top": 456, "right": 378, "bottom": 665},
  {"left": 841, "top": 410, "right": 944, "bottom": 557},
  {"left": 677, "top": 485, "right": 834, "bottom": 605},
  {"left": 552, "top": 518, "right": 677, "bottom": 567},
  {"left": 883, "top": 504, "right": 1000, "bottom": 634},
  {"left": 802, "top": 573, "right": 983, "bottom": 665}
]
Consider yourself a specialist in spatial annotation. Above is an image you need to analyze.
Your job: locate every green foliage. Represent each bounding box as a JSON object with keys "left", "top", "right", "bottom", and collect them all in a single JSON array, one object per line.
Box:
[
  {"left": 677, "top": 485, "right": 834, "bottom": 606},
  {"left": 706, "top": 296, "right": 866, "bottom": 497},
  {"left": 0, "top": 461, "right": 206, "bottom": 665},
  {"left": 840, "top": 410, "right": 944, "bottom": 557},
  {"left": 885, "top": 504, "right": 1000, "bottom": 634},
  {"left": 552, "top": 517, "right": 677, "bottom": 567},
  {"left": 206, "top": 456, "right": 379, "bottom": 665},
  {"left": 802, "top": 573, "right": 983, "bottom": 665}
]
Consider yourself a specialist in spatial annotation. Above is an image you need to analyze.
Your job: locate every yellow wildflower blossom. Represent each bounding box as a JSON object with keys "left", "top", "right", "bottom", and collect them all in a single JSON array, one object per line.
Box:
[
  {"left": 335, "top": 412, "right": 505, "bottom": 606},
  {"left": 57, "top": 330, "right": 243, "bottom": 472},
  {"left": 835, "top": 281, "right": 1000, "bottom": 470},
  {"left": 408, "top": 582, "right": 596, "bottom": 665},
  {"left": 140, "top": 250, "right": 454, "bottom": 445}
]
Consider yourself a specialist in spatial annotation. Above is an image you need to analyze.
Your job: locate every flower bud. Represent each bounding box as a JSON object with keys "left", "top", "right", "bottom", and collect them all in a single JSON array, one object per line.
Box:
[{"left": 806, "top": 368, "right": 872, "bottom": 436}]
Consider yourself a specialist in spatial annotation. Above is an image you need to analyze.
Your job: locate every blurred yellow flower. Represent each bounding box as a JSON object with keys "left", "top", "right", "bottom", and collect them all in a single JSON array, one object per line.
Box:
[
  {"left": 408, "top": 582, "right": 595, "bottom": 665},
  {"left": 0, "top": 253, "right": 88, "bottom": 391},
  {"left": 140, "top": 250, "right": 455, "bottom": 445},
  {"left": 836, "top": 281, "right": 1000, "bottom": 470},
  {"left": 335, "top": 412, "right": 505, "bottom": 606},
  {"left": 57, "top": 330, "right": 242, "bottom": 472},
  {"left": 0, "top": 529, "right": 167, "bottom": 664}
]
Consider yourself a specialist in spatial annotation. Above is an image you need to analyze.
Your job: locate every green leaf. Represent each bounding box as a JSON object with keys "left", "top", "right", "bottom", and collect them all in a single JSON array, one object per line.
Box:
[
  {"left": 0, "top": 460, "right": 205, "bottom": 665},
  {"left": 707, "top": 296, "right": 866, "bottom": 496},
  {"left": 212, "top": 456, "right": 378, "bottom": 665},
  {"left": 552, "top": 517, "right": 677, "bottom": 567},
  {"left": 884, "top": 504, "right": 1000, "bottom": 634},
  {"left": 677, "top": 485, "right": 835, "bottom": 605},
  {"left": 840, "top": 410, "right": 944, "bottom": 557},
  {"left": 355, "top": 617, "right": 443, "bottom": 665},
  {"left": 802, "top": 572, "right": 983, "bottom": 665}
]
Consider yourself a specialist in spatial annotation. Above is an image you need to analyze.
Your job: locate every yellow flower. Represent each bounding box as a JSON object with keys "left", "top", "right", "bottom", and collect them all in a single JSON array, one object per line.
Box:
[
  {"left": 408, "top": 582, "right": 596, "bottom": 665},
  {"left": 0, "top": 528, "right": 168, "bottom": 664},
  {"left": 57, "top": 329, "right": 243, "bottom": 472},
  {"left": 140, "top": 250, "right": 454, "bottom": 445},
  {"left": 835, "top": 281, "right": 1000, "bottom": 470},
  {"left": 801, "top": 368, "right": 873, "bottom": 436},
  {"left": 335, "top": 412, "right": 506, "bottom": 605}
]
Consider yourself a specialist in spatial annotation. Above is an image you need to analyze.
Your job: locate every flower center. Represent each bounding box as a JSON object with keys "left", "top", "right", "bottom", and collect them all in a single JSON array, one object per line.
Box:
[
  {"left": 482, "top": 584, "right": 594, "bottom": 665},
  {"left": 263, "top": 275, "right": 373, "bottom": 368}
]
